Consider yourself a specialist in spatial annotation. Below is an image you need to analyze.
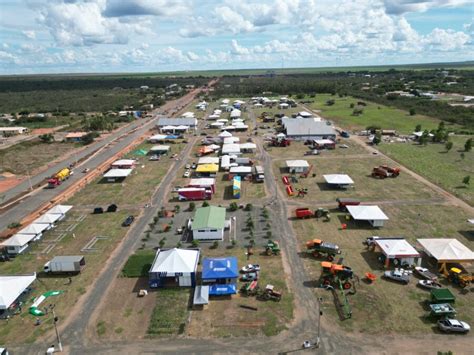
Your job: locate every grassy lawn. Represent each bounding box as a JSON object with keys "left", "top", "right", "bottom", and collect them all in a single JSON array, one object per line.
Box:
[
  {"left": 292, "top": 203, "right": 474, "bottom": 334},
  {"left": 147, "top": 288, "right": 191, "bottom": 336},
  {"left": 0, "top": 210, "right": 132, "bottom": 344},
  {"left": 68, "top": 141, "right": 183, "bottom": 207},
  {"left": 306, "top": 94, "right": 443, "bottom": 134},
  {"left": 121, "top": 250, "right": 156, "bottom": 277},
  {"left": 265, "top": 139, "right": 367, "bottom": 159},
  {"left": 273, "top": 155, "right": 438, "bottom": 203},
  {"left": 379, "top": 136, "right": 474, "bottom": 206},
  {"left": 0, "top": 139, "right": 78, "bottom": 175}
]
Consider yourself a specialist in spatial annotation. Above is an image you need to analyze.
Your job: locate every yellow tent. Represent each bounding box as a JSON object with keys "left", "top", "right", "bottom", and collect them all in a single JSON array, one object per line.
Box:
[{"left": 196, "top": 164, "right": 219, "bottom": 173}]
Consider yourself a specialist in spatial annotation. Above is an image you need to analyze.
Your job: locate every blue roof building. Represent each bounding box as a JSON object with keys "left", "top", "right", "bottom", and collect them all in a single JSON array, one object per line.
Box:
[{"left": 202, "top": 257, "right": 238, "bottom": 284}]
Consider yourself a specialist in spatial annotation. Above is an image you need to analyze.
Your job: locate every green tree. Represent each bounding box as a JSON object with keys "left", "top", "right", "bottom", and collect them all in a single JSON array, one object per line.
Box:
[
  {"left": 409, "top": 108, "right": 416, "bottom": 116},
  {"left": 462, "top": 175, "right": 470, "bottom": 186},
  {"left": 464, "top": 138, "right": 472, "bottom": 152},
  {"left": 188, "top": 202, "right": 195, "bottom": 211},
  {"left": 414, "top": 124, "right": 422, "bottom": 132},
  {"left": 419, "top": 135, "right": 428, "bottom": 146},
  {"left": 202, "top": 201, "right": 209, "bottom": 207},
  {"left": 372, "top": 132, "right": 382, "bottom": 145},
  {"left": 39, "top": 133, "right": 54, "bottom": 143},
  {"left": 244, "top": 203, "right": 253, "bottom": 211},
  {"left": 191, "top": 239, "right": 200, "bottom": 248},
  {"left": 445, "top": 141, "right": 453, "bottom": 152},
  {"left": 228, "top": 202, "right": 238, "bottom": 211},
  {"left": 326, "top": 99, "right": 335, "bottom": 106}
]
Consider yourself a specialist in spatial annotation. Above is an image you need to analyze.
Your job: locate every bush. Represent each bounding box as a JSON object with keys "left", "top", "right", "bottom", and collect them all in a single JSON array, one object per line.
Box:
[
  {"left": 244, "top": 203, "right": 253, "bottom": 211},
  {"left": 211, "top": 241, "right": 219, "bottom": 249},
  {"left": 409, "top": 108, "right": 416, "bottom": 116},
  {"left": 7, "top": 222, "right": 22, "bottom": 229},
  {"left": 202, "top": 201, "right": 209, "bottom": 207},
  {"left": 326, "top": 99, "right": 335, "bottom": 106},
  {"left": 176, "top": 242, "right": 182, "bottom": 248},
  {"left": 174, "top": 205, "right": 180, "bottom": 213},
  {"left": 191, "top": 240, "right": 200, "bottom": 247},
  {"left": 229, "top": 202, "right": 238, "bottom": 211},
  {"left": 188, "top": 202, "right": 195, "bottom": 211}
]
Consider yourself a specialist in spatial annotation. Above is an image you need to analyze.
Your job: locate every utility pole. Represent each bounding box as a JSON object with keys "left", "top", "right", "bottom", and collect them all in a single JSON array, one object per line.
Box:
[
  {"left": 232, "top": 216, "right": 237, "bottom": 241},
  {"left": 316, "top": 297, "right": 323, "bottom": 348},
  {"left": 51, "top": 306, "right": 63, "bottom": 352},
  {"left": 24, "top": 164, "right": 33, "bottom": 192}
]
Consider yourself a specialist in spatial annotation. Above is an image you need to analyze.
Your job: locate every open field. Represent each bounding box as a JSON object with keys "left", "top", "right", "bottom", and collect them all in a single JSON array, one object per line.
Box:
[
  {"left": 306, "top": 94, "right": 443, "bottom": 134},
  {"left": 379, "top": 137, "right": 474, "bottom": 206},
  {"left": 265, "top": 139, "right": 367, "bottom": 159},
  {"left": 68, "top": 141, "right": 183, "bottom": 207},
  {"left": 273, "top": 154, "right": 439, "bottom": 203},
  {"left": 291, "top": 203, "right": 474, "bottom": 334},
  {"left": 0, "top": 139, "right": 78, "bottom": 175}
]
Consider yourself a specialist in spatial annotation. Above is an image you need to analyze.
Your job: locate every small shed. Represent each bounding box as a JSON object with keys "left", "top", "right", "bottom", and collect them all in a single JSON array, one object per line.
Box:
[
  {"left": 346, "top": 205, "right": 389, "bottom": 227},
  {"left": 313, "top": 139, "right": 336, "bottom": 149},
  {"left": 103, "top": 168, "right": 133, "bottom": 182},
  {"left": 323, "top": 174, "right": 354, "bottom": 189},
  {"left": 374, "top": 238, "right": 421, "bottom": 267},
  {"left": 149, "top": 248, "right": 200, "bottom": 288},
  {"left": 286, "top": 160, "right": 310, "bottom": 174},
  {"left": 229, "top": 166, "right": 252, "bottom": 176},
  {"left": 149, "top": 145, "right": 170, "bottom": 155},
  {"left": 193, "top": 285, "right": 209, "bottom": 309}
]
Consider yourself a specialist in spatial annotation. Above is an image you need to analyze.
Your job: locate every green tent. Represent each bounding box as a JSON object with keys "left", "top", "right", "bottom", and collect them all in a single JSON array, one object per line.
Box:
[{"left": 133, "top": 149, "right": 148, "bottom": 156}]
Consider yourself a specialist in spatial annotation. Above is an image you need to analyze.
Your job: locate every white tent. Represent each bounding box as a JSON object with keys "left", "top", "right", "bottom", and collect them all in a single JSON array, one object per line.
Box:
[
  {"left": 239, "top": 142, "right": 257, "bottom": 150},
  {"left": 230, "top": 109, "right": 241, "bottom": 118},
  {"left": 230, "top": 166, "right": 252, "bottom": 174},
  {"left": 18, "top": 223, "right": 49, "bottom": 235},
  {"left": 103, "top": 169, "right": 133, "bottom": 179},
  {"left": 208, "top": 114, "right": 220, "bottom": 120},
  {"left": 34, "top": 213, "right": 61, "bottom": 225},
  {"left": 223, "top": 137, "right": 240, "bottom": 144},
  {"left": 298, "top": 111, "right": 313, "bottom": 118},
  {"left": 150, "top": 248, "right": 199, "bottom": 273},
  {"left": 468, "top": 219, "right": 474, "bottom": 225},
  {"left": 286, "top": 160, "right": 310, "bottom": 173},
  {"left": 217, "top": 118, "right": 228, "bottom": 123},
  {"left": 198, "top": 157, "right": 219, "bottom": 165},
  {"left": 323, "top": 174, "right": 354, "bottom": 186},
  {"left": 222, "top": 144, "right": 241, "bottom": 155},
  {"left": 347, "top": 205, "right": 389, "bottom": 227},
  {"left": 213, "top": 109, "right": 222, "bottom": 115},
  {"left": 417, "top": 239, "right": 474, "bottom": 262},
  {"left": 150, "top": 145, "right": 170, "bottom": 152},
  {"left": 221, "top": 99, "right": 230, "bottom": 104},
  {"left": 222, "top": 125, "right": 236, "bottom": 131},
  {"left": 47, "top": 204, "right": 73, "bottom": 216},
  {"left": 219, "top": 131, "right": 232, "bottom": 138},
  {"left": 374, "top": 238, "right": 421, "bottom": 266},
  {"left": 148, "top": 134, "right": 167, "bottom": 142},
  {"left": 111, "top": 159, "right": 136, "bottom": 167},
  {"left": 221, "top": 155, "right": 231, "bottom": 169},
  {"left": 210, "top": 122, "right": 224, "bottom": 128},
  {"left": 0, "top": 273, "right": 36, "bottom": 310},
  {"left": 1, "top": 234, "right": 36, "bottom": 254},
  {"left": 181, "top": 112, "right": 195, "bottom": 118}
]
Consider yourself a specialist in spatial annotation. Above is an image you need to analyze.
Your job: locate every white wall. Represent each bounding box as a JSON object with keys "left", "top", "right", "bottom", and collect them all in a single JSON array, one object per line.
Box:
[{"left": 194, "top": 228, "right": 224, "bottom": 241}]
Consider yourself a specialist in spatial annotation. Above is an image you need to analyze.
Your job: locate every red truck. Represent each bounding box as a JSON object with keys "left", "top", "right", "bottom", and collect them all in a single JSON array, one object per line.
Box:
[
  {"left": 295, "top": 208, "right": 314, "bottom": 219},
  {"left": 177, "top": 188, "right": 211, "bottom": 201},
  {"left": 336, "top": 198, "right": 361, "bottom": 212}
]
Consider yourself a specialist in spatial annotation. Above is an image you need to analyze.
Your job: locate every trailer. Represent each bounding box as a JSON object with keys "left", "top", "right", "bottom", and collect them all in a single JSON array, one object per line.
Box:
[
  {"left": 48, "top": 167, "right": 72, "bottom": 188},
  {"left": 44, "top": 255, "right": 85, "bottom": 274},
  {"left": 253, "top": 166, "right": 265, "bottom": 182},
  {"left": 295, "top": 208, "right": 314, "bottom": 219},
  {"left": 177, "top": 188, "right": 211, "bottom": 201},
  {"left": 336, "top": 198, "right": 361, "bottom": 212}
]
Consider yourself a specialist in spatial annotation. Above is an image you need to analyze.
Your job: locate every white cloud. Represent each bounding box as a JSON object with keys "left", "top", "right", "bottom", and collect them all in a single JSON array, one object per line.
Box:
[
  {"left": 22, "top": 30, "right": 36, "bottom": 39},
  {"left": 424, "top": 28, "right": 470, "bottom": 50},
  {"left": 383, "top": 0, "right": 472, "bottom": 15},
  {"left": 103, "top": 0, "right": 189, "bottom": 17}
]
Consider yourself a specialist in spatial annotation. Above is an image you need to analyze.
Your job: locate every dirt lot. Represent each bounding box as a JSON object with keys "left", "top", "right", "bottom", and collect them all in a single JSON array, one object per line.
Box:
[{"left": 291, "top": 203, "right": 474, "bottom": 334}]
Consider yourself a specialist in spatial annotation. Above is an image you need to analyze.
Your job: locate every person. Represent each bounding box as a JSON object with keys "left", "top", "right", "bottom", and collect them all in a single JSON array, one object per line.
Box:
[
  {"left": 303, "top": 340, "right": 312, "bottom": 349},
  {"left": 35, "top": 318, "right": 41, "bottom": 326},
  {"left": 46, "top": 345, "right": 55, "bottom": 354}
]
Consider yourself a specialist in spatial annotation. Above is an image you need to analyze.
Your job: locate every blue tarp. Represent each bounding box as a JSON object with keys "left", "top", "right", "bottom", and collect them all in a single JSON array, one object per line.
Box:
[
  {"left": 165, "top": 135, "right": 179, "bottom": 139},
  {"left": 209, "top": 283, "right": 237, "bottom": 296},
  {"left": 202, "top": 257, "right": 239, "bottom": 280}
]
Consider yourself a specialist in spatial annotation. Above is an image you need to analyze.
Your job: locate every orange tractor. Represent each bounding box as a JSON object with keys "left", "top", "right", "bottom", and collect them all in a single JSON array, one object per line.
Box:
[
  {"left": 371, "top": 165, "right": 400, "bottom": 179},
  {"left": 320, "top": 261, "right": 354, "bottom": 290}
]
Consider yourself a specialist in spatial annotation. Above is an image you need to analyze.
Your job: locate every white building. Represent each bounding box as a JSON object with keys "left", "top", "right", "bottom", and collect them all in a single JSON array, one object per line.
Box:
[
  {"left": 192, "top": 206, "right": 226, "bottom": 241},
  {"left": 286, "top": 160, "right": 310, "bottom": 173}
]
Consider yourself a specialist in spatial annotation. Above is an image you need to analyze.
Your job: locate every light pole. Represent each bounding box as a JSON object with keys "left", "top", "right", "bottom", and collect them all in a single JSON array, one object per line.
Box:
[
  {"left": 316, "top": 297, "right": 323, "bottom": 348},
  {"left": 23, "top": 163, "right": 33, "bottom": 192},
  {"left": 51, "top": 306, "right": 63, "bottom": 352},
  {"left": 232, "top": 216, "right": 237, "bottom": 242}
]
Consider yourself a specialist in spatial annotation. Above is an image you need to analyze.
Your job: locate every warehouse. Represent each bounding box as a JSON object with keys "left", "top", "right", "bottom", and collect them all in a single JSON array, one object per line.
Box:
[
  {"left": 103, "top": 168, "right": 133, "bottom": 182},
  {"left": 192, "top": 206, "right": 226, "bottom": 241},
  {"left": 282, "top": 117, "right": 336, "bottom": 141},
  {"left": 149, "top": 248, "right": 200, "bottom": 288},
  {"left": 157, "top": 117, "right": 197, "bottom": 130}
]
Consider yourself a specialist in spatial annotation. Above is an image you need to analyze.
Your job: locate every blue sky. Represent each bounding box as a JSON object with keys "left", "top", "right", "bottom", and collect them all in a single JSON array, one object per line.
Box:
[{"left": 0, "top": 0, "right": 473, "bottom": 74}]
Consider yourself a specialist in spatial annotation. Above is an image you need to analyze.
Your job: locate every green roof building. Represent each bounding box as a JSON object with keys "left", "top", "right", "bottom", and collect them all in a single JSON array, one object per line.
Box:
[{"left": 192, "top": 206, "right": 226, "bottom": 241}]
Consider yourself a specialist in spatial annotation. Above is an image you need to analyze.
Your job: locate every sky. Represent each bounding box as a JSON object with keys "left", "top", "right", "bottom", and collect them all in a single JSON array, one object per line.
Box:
[{"left": 0, "top": 0, "right": 473, "bottom": 74}]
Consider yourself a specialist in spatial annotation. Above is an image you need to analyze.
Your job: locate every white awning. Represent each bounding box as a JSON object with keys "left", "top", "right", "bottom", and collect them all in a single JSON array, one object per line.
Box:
[
  {"left": 347, "top": 205, "right": 389, "bottom": 221},
  {"left": 47, "top": 204, "right": 73, "bottom": 215},
  {"left": 286, "top": 160, "right": 309, "bottom": 168},
  {"left": 1, "top": 234, "right": 36, "bottom": 247},
  {"left": 103, "top": 169, "right": 133, "bottom": 178},
  {"left": 112, "top": 159, "right": 135, "bottom": 166},
  {"left": 33, "top": 213, "right": 62, "bottom": 225},
  {"left": 150, "top": 145, "right": 170, "bottom": 151},
  {"left": 198, "top": 157, "right": 219, "bottom": 165},
  {"left": 417, "top": 239, "right": 474, "bottom": 262},
  {"left": 18, "top": 223, "right": 49, "bottom": 235},
  {"left": 239, "top": 143, "right": 257, "bottom": 150},
  {"left": 230, "top": 166, "right": 252, "bottom": 174},
  {"left": 375, "top": 239, "right": 420, "bottom": 258},
  {"left": 323, "top": 174, "right": 354, "bottom": 185},
  {"left": 0, "top": 273, "right": 36, "bottom": 310},
  {"left": 219, "top": 131, "right": 232, "bottom": 138},
  {"left": 148, "top": 134, "right": 168, "bottom": 141}
]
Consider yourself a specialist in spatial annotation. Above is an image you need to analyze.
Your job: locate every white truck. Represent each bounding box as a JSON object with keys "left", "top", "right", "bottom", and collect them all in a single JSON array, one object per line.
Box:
[
  {"left": 43, "top": 255, "right": 85, "bottom": 274},
  {"left": 253, "top": 166, "right": 265, "bottom": 182}
]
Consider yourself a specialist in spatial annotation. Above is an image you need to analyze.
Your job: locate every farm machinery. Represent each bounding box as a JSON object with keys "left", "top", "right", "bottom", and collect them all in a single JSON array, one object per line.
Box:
[
  {"left": 306, "top": 239, "right": 341, "bottom": 261},
  {"left": 48, "top": 167, "right": 72, "bottom": 188},
  {"left": 448, "top": 267, "right": 473, "bottom": 288},
  {"left": 294, "top": 208, "right": 331, "bottom": 221},
  {"left": 240, "top": 281, "right": 282, "bottom": 301},
  {"left": 371, "top": 165, "right": 400, "bottom": 179},
  {"left": 270, "top": 137, "right": 291, "bottom": 147},
  {"left": 265, "top": 240, "right": 281, "bottom": 255},
  {"left": 240, "top": 280, "right": 259, "bottom": 296}
]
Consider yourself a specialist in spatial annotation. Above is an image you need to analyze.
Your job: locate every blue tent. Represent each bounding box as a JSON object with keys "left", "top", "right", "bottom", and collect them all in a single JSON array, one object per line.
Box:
[
  {"left": 209, "top": 283, "right": 237, "bottom": 296},
  {"left": 202, "top": 257, "right": 238, "bottom": 280},
  {"left": 165, "top": 135, "right": 179, "bottom": 139}
]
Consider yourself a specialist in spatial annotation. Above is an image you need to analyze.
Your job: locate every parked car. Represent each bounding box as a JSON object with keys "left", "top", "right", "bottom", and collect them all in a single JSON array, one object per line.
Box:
[
  {"left": 183, "top": 170, "right": 191, "bottom": 178},
  {"left": 437, "top": 318, "right": 470, "bottom": 333},
  {"left": 363, "top": 236, "right": 380, "bottom": 247},
  {"left": 122, "top": 215, "right": 135, "bottom": 227},
  {"left": 418, "top": 280, "right": 443, "bottom": 290},
  {"left": 241, "top": 272, "right": 259, "bottom": 281},
  {"left": 414, "top": 266, "right": 438, "bottom": 281},
  {"left": 149, "top": 155, "right": 160, "bottom": 161},
  {"left": 383, "top": 270, "right": 410, "bottom": 284},
  {"left": 241, "top": 264, "right": 261, "bottom": 273},
  {"left": 191, "top": 162, "right": 197, "bottom": 169},
  {"left": 185, "top": 164, "right": 191, "bottom": 169}
]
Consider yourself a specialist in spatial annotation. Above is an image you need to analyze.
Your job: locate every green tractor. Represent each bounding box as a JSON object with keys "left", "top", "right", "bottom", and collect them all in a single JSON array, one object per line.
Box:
[
  {"left": 315, "top": 208, "right": 331, "bottom": 222},
  {"left": 265, "top": 240, "right": 281, "bottom": 256}
]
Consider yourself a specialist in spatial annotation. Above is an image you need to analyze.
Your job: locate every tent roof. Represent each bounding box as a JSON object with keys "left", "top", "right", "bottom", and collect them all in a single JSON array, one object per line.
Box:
[
  {"left": 230, "top": 166, "right": 252, "bottom": 174},
  {"left": 210, "top": 122, "right": 224, "bottom": 126},
  {"left": 18, "top": 223, "right": 49, "bottom": 235},
  {"left": 1, "top": 233, "right": 36, "bottom": 247},
  {"left": 103, "top": 168, "right": 133, "bottom": 178},
  {"left": 198, "top": 157, "right": 219, "bottom": 165},
  {"left": 150, "top": 145, "right": 170, "bottom": 151},
  {"left": 112, "top": 159, "right": 135, "bottom": 166},
  {"left": 417, "top": 238, "right": 474, "bottom": 262},
  {"left": 148, "top": 134, "right": 167, "bottom": 141},
  {"left": 149, "top": 248, "right": 199, "bottom": 273},
  {"left": 286, "top": 160, "right": 309, "bottom": 168},
  {"left": 196, "top": 163, "right": 219, "bottom": 173},
  {"left": 375, "top": 239, "right": 420, "bottom": 257},
  {"left": 222, "top": 144, "right": 241, "bottom": 154},
  {"left": 157, "top": 117, "right": 197, "bottom": 126},
  {"left": 188, "top": 178, "right": 215, "bottom": 186},
  {"left": 34, "top": 213, "right": 61, "bottom": 225},
  {"left": 314, "top": 139, "right": 335, "bottom": 145},
  {"left": 347, "top": 205, "right": 389, "bottom": 221},
  {"left": 219, "top": 131, "right": 232, "bottom": 137},
  {"left": 209, "top": 283, "right": 237, "bottom": 295},
  {"left": 192, "top": 206, "right": 226, "bottom": 230},
  {"left": 223, "top": 137, "right": 240, "bottom": 144},
  {"left": 202, "top": 257, "right": 239, "bottom": 279},
  {"left": 0, "top": 273, "right": 36, "bottom": 309},
  {"left": 323, "top": 174, "right": 354, "bottom": 185},
  {"left": 193, "top": 286, "right": 209, "bottom": 305},
  {"left": 47, "top": 204, "right": 72, "bottom": 215}
]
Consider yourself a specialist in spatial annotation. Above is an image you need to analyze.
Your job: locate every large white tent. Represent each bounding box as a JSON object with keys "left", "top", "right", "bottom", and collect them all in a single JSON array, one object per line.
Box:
[
  {"left": 18, "top": 223, "right": 49, "bottom": 235},
  {"left": 47, "top": 204, "right": 73, "bottom": 215},
  {"left": 103, "top": 168, "right": 133, "bottom": 181},
  {"left": 218, "top": 131, "right": 232, "bottom": 138},
  {"left": 34, "top": 213, "right": 61, "bottom": 225},
  {"left": 346, "top": 205, "right": 389, "bottom": 227},
  {"left": 0, "top": 273, "right": 36, "bottom": 309},
  {"left": 323, "top": 174, "right": 354, "bottom": 188},
  {"left": 149, "top": 248, "right": 200, "bottom": 288},
  {"left": 374, "top": 238, "right": 421, "bottom": 267},
  {"left": 417, "top": 239, "right": 474, "bottom": 263},
  {"left": 1, "top": 234, "right": 36, "bottom": 254}
]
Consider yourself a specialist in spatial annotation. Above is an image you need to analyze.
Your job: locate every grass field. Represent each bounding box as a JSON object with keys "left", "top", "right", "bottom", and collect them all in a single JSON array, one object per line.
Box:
[
  {"left": 292, "top": 203, "right": 474, "bottom": 334},
  {"left": 379, "top": 137, "right": 474, "bottom": 206},
  {"left": 306, "top": 94, "right": 443, "bottom": 134},
  {"left": 0, "top": 139, "right": 78, "bottom": 175},
  {"left": 121, "top": 250, "right": 156, "bottom": 277}
]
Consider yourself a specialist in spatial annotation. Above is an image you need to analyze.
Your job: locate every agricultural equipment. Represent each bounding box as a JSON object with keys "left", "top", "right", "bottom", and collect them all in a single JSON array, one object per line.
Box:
[
  {"left": 336, "top": 198, "right": 360, "bottom": 212},
  {"left": 315, "top": 208, "right": 330, "bottom": 221},
  {"left": 265, "top": 240, "right": 280, "bottom": 255},
  {"left": 320, "top": 261, "right": 355, "bottom": 320},
  {"left": 448, "top": 267, "right": 473, "bottom": 288},
  {"left": 371, "top": 165, "right": 400, "bottom": 179},
  {"left": 429, "top": 303, "right": 456, "bottom": 317},
  {"left": 431, "top": 288, "right": 456, "bottom": 304},
  {"left": 300, "top": 164, "right": 314, "bottom": 178},
  {"left": 306, "top": 239, "right": 341, "bottom": 261},
  {"left": 240, "top": 280, "right": 259, "bottom": 297},
  {"left": 177, "top": 188, "right": 211, "bottom": 201},
  {"left": 296, "top": 188, "right": 308, "bottom": 197},
  {"left": 295, "top": 208, "right": 313, "bottom": 219},
  {"left": 270, "top": 137, "right": 290, "bottom": 147},
  {"left": 48, "top": 167, "right": 72, "bottom": 188},
  {"left": 257, "top": 284, "right": 282, "bottom": 302}
]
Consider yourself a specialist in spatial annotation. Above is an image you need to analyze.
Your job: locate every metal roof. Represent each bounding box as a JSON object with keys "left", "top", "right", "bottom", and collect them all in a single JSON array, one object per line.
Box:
[
  {"left": 49, "top": 255, "right": 84, "bottom": 263},
  {"left": 157, "top": 117, "right": 197, "bottom": 126},
  {"left": 282, "top": 117, "right": 336, "bottom": 136},
  {"left": 347, "top": 205, "right": 389, "bottom": 221},
  {"left": 103, "top": 168, "right": 133, "bottom": 178},
  {"left": 149, "top": 248, "right": 200, "bottom": 273},
  {"left": 192, "top": 206, "right": 226, "bottom": 230},
  {"left": 202, "top": 257, "right": 239, "bottom": 279}
]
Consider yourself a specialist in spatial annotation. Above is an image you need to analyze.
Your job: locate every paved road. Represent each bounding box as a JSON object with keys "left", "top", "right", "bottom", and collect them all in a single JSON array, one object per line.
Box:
[{"left": 0, "top": 90, "right": 201, "bottom": 232}]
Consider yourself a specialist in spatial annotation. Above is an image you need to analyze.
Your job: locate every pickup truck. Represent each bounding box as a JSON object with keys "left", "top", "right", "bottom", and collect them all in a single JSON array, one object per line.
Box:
[{"left": 383, "top": 270, "right": 410, "bottom": 284}]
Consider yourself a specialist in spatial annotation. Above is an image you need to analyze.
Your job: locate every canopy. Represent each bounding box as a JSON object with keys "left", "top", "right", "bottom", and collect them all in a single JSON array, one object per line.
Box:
[
  {"left": 286, "top": 160, "right": 309, "bottom": 168},
  {"left": 150, "top": 248, "right": 199, "bottom": 274},
  {"left": 276, "top": 133, "right": 286, "bottom": 138},
  {"left": 0, "top": 273, "right": 36, "bottom": 310},
  {"left": 18, "top": 223, "right": 49, "bottom": 235},
  {"left": 323, "top": 174, "right": 354, "bottom": 185},
  {"left": 239, "top": 143, "right": 257, "bottom": 150},
  {"left": 347, "top": 205, "right": 389, "bottom": 221},
  {"left": 47, "top": 204, "right": 73, "bottom": 215},
  {"left": 202, "top": 257, "right": 238, "bottom": 279},
  {"left": 210, "top": 122, "right": 224, "bottom": 127},
  {"left": 221, "top": 155, "right": 231, "bottom": 168},
  {"left": 188, "top": 178, "right": 215, "bottom": 187},
  {"left": 229, "top": 166, "right": 252, "bottom": 174},
  {"left": 1, "top": 233, "right": 35, "bottom": 247},
  {"left": 133, "top": 149, "right": 148, "bottom": 156},
  {"left": 209, "top": 284, "right": 237, "bottom": 296},
  {"left": 33, "top": 213, "right": 61, "bottom": 225},
  {"left": 314, "top": 139, "right": 335, "bottom": 145},
  {"left": 219, "top": 131, "right": 232, "bottom": 138},
  {"left": 222, "top": 144, "right": 240, "bottom": 155},
  {"left": 103, "top": 169, "right": 133, "bottom": 179},
  {"left": 150, "top": 145, "right": 170, "bottom": 151},
  {"left": 148, "top": 134, "right": 167, "bottom": 141},
  {"left": 417, "top": 239, "right": 474, "bottom": 262},
  {"left": 375, "top": 239, "right": 420, "bottom": 258},
  {"left": 208, "top": 144, "right": 220, "bottom": 150},
  {"left": 198, "top": 157, "right": 219, "bottom": 165},
  {"left": 193, "top": 286, "right": 209, "bottom": 305},
  {"left": 196, "top": 164, "right": 219, "bottom": 173},
  {"left": 223, "top": 137, "right": 240, "bottom": 144},
  {"left": 112, "top": 159, "right": 135, "bottom": 167},
  {"left": 198, "top": 146, "right": 214, "bottom": 155}
]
